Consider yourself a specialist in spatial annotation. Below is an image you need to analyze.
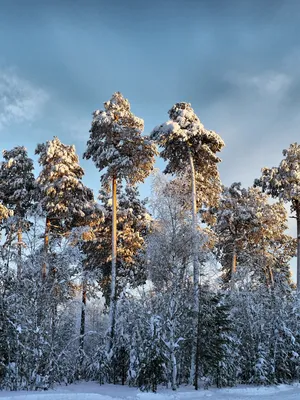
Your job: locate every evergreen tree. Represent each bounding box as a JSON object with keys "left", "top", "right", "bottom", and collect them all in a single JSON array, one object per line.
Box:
[
  {"left": 255, "top": 143, "right": 300, "bottom": 289},
  {"left": 151, "top": 102, "right": 224, "bottom": 310},
  {"left": 151, "top": 102, "right": 224, "bottom": 381},
  {"left": 36, "top": 136, "right": 95, "bottom": 277},
  {"left": 212, "top": 183, "right": 295, "bottom": 289},
  {"left": 84, "top": 92, "right": 157, "bottom": 351},
  {"left": 0, "top": 146, "right": 35, "bottom": 277},
  {"left": 84, "top": 184, "right": 150, "bottom": 305}
]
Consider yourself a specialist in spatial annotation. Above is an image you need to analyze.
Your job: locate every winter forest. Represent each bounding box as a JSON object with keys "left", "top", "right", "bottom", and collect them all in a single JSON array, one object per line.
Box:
[{"left": 1, "top": 91, "right": 300, "bottom": 393}]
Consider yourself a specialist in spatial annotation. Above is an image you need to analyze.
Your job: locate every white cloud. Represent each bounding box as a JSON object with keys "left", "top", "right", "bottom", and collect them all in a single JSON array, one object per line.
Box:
[
  {"left": 226, "top": 71, "right": 292, "bottom": 100},
  {"left": 247, "top": 72, "right": 291, "bottom": 96},
  {"left": 0, "top": 70, "right": 49, "bottom": 130}
]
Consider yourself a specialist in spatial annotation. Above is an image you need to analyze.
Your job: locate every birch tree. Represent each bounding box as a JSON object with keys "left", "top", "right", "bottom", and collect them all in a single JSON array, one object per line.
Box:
[
  {"left": 84, "top": 92, "right": 157, "bottom": 352},
  {"left": 255, "top": 143, "right": 300, "bottom": 289}
]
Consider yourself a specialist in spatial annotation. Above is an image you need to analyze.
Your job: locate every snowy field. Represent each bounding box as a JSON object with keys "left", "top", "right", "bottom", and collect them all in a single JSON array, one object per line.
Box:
[{"left": 1, "top": 382, "right": 300, "bottom": 400}]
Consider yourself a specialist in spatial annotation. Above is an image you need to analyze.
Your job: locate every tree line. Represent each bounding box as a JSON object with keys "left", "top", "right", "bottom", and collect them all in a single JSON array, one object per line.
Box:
[{"left": 0, "top": 92, "right": 300, "bottom": 391}]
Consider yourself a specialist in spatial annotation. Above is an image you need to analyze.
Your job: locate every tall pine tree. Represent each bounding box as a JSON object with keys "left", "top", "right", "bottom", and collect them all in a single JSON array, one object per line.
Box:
[{"left": 84, "top": 92, "right": 157, "bottom": 352}]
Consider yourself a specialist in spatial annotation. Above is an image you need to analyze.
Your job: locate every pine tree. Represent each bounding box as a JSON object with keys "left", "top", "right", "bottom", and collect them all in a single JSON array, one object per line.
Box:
[
  {"left": 84, "top": 92, "right": 157, "bottom": 352},
  {"left": 151, "top": 103, "right": 224, "bottom": 307},
  {"left": 151, "top": 102, "right": 224, "bottom": 381},
  {"left": 84, "top": 184, "right": 150, "bottom": 305},
  {"left": 36, "top": 136, "right": 95, "bottom": 278},
  {"left": 212, "top": 183, "right": 295, "bottom": 289},
  {"left": 0, "top": 146, "right": 35, "bottom": 277},
  {"left": 255, "top": 143, "right": 300, "bottom": 290}
]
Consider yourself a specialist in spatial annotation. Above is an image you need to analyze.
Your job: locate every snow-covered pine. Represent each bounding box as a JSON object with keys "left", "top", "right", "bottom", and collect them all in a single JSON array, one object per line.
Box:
[
  {"left": 151, "top": 102, "right": 225, "bottom": 383},
  {"left": 0, "top": 146, "right": 35, "bottom": 277},
  {"left": 84, "top": 184, "right": 149, "bottom": 305},
  {"left": 84, "top": 92, "right": 157, "bottom": 352},
  {"left": 212, "top": 183, "right": 295, "bottom": 289},
  {"left": 36, "top": 136, "right": 95, "bottom": 233},
  {"left": 255, "top": 143, "right": 300, "bottom": 290},
  {"left": 151, "top": 103, "right": 224, "bottom": 300},
  {"left": 84, "top": 92, "right": 157, "bottom": 188},
  {"left": 0, "top": 146, "right": 35, "bottom": 217}
]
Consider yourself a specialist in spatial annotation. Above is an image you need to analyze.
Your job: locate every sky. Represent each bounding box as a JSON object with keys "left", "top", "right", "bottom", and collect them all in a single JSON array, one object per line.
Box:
[{"left": 0, "top": 0, "right": 299, "bottom": 276}]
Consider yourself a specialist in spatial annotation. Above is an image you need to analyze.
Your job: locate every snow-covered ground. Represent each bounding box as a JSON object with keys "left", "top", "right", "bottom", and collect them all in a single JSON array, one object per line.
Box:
[{"left": 1, "top": 382, "right": 300, "bottom": 400}]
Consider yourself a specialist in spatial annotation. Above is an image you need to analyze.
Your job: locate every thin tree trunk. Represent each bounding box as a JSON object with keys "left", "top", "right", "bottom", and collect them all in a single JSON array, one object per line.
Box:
[
  {"left": 107, "top": 176, "right": 117, "bottom": 353},
  {"left": 80, "top": 274, "right": 87, "bottom": 352},
  {"left": 42, "top": 217, "right": 50, "bottom": 279},
  {"left": 188, "top": 148, "right": 199, "bottom": 385},
  {"left": 194, "top": 291, "right": 201, "bottom": 390},
  {"left": 17, "top": 226, "right": 22, "bottom": 278},
  {"left": 188, "top": 150, "right": 199, "bottom": 307},
  {"left": 268, "top": 264, "right": 274, "bottom": 288},
  {"left": 231, "top": 244, "right": 237, "bottom": 289},
  {"left": 297, "top": 207, "right": 300, "bottom": 291}
]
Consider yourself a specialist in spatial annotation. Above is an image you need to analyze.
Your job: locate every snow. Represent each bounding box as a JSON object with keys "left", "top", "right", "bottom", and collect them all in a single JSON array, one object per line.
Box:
[{"left": 1, "top": 382, "right": 300, "bottom": 400}]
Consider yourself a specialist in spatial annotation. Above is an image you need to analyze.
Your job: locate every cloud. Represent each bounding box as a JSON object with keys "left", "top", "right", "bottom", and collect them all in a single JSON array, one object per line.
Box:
[
  {"left": 0, "top": 70, "right": 49, "bottom": 130},
  {"left": 60, "top": 116, "right": 91, "bottom": 144},
  {"left": 227, "top": 71, "right": 292, "bottom": 99}
]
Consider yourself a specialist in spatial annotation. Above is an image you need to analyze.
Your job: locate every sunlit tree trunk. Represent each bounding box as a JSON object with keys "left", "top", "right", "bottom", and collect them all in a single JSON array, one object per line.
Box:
[
  {"left": 188, "top": 148, "right": 199, "bottom": 385},
  {"left": 107, "top": 176, "right": 117, "bottom": 353},
  {"left": 188, "top": 149, "right": 199, "bottom": 311},
  {"left": 42, "top": 217, "right": 51, "bottom": 280}
]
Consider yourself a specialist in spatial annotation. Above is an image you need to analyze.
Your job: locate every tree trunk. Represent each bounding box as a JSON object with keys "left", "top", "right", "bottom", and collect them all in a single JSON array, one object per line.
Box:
[
  {"left": 80, "top": 274, "right": 87, "bottom": 352},
  {"left": 297, "top": 207, "right": 300, "bottom": 291},
  {"left": 268, "top": 265, "right": 274, "bottom": 288},
  {"left": 231, "top": 244, "right": 237, "bottom": 289},
  {"left": 42, "top": 217, "right": 50, "bottom": 279},
  {"left": 188, "top": 149, "right": 199, "bottom": 309},
  {"left": 188, "top": 148, "right": 199, "bottom": 384},
  {"left": 17, "top": 227, "right": 22, "bottom": 278},
  {"left": 194, "top": 291, "right": 201, "bottom": 390},
  {"left": 107, "top": 176, "right": 117, "bottom": 353}
]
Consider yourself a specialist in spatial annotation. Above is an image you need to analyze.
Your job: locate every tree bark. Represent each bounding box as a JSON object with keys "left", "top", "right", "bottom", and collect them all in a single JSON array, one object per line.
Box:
[
  {"left": 42, "top": 217, "right": 50, "bottom": 280},
  {"left": 297, "top": 206, "right": 300, "bottom": 291},
  {"left": 194, "top": 292, "right": 201, "bottom": 390},
  {"left": 268, "top": 264, "right": 274, "bottom": 288},
  {"left": 107, "top": 176, "right": 117, "bottom": 353},
  {"left": 188, "top": 148, "right": 199, "bottom": 385},
  {"left": 17, "top": 226, "right": 22, "bottom": 279},
  {"left": 80, "top": 274, "right": 87, "bottom": 352},
  {"left": 79, "top": 269, "right": 87, "bottom": 376},
  {"left": 188, "top": 149, "right": 199, "bottom": 311},
  {"left": 231, "top": 244, "right": 237, "bottom": 289}
]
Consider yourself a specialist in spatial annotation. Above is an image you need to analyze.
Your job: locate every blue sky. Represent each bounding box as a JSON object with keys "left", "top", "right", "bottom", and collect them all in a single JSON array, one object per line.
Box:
[{"left": 0, "top": 0, "right": 299, "bottom": 276}]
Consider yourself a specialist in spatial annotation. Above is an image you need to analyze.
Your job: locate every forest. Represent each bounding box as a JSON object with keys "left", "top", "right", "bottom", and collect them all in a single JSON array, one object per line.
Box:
[{"left": 0, "top": 92, "right": 300, "bottom": 392}]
